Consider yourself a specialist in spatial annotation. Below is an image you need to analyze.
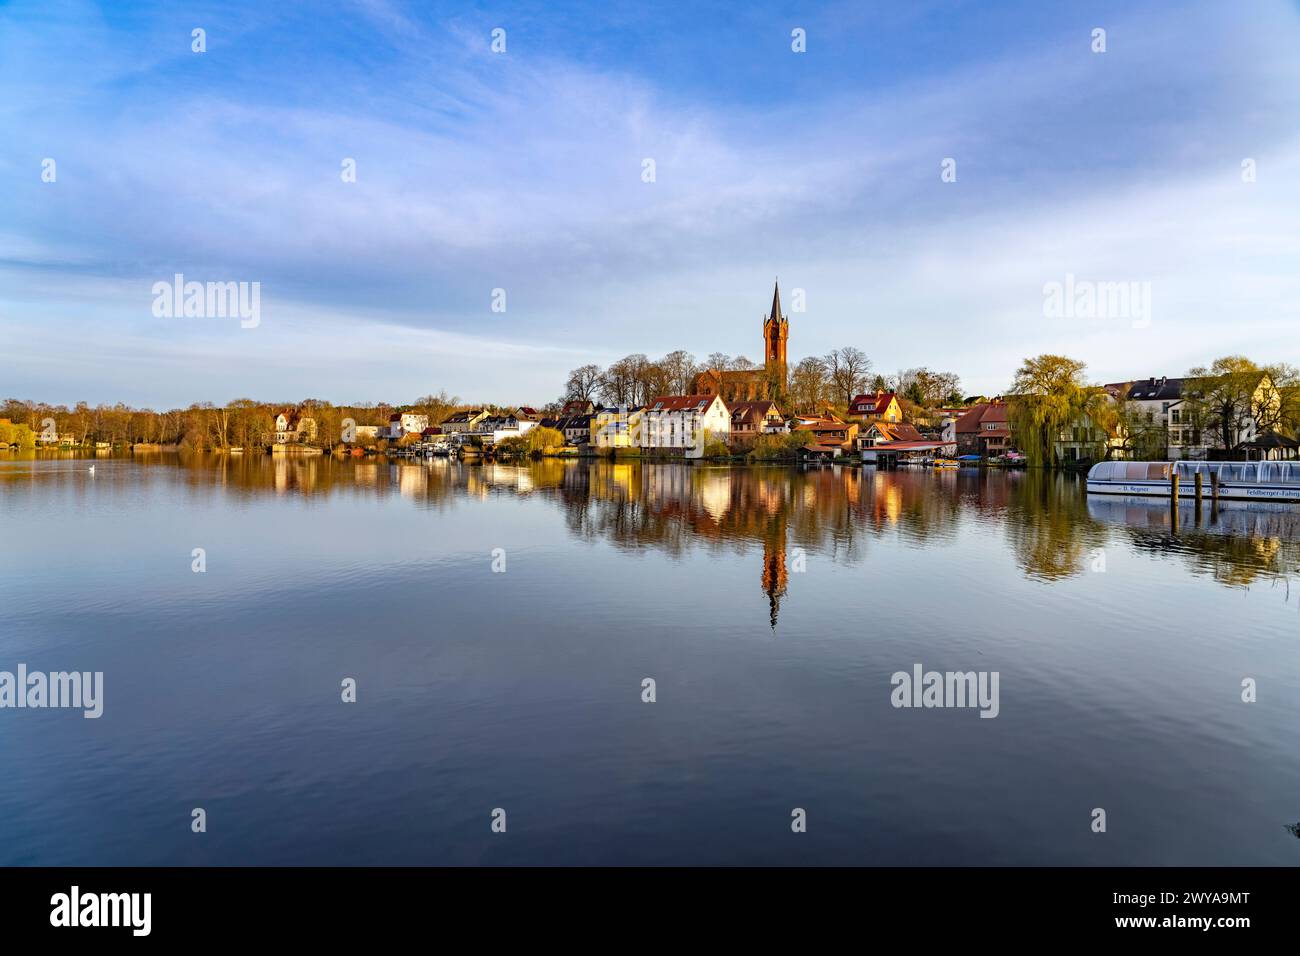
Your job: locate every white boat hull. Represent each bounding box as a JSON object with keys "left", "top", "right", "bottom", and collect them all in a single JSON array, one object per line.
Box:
[{"left": 1086, "top": 480, "right": 1300, "bottom": 503}]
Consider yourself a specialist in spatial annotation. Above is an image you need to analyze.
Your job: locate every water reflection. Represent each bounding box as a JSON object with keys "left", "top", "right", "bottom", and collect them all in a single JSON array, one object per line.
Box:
[
  {"left": 4, "top": 451, "right": 1300, "bottom": 865},
  {"left": 1087, "top": 494, "right": 1300, "bottom": 588},
  {"left": 9, "top": 453, "right": 1300, "bottom": 618}
]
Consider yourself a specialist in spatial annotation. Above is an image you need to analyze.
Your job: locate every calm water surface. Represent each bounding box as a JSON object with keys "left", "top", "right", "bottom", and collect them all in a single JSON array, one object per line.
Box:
[{"left": 2, "top": 453, "right": 1298, "bottom": 865}]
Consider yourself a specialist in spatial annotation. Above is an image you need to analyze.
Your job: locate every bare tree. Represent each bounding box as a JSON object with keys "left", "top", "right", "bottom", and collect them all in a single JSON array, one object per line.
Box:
[
  {"left": 789, "top": 357, "right": 828, "bottom": 414},
  {"left": 824, "top": 347, "right": 872, "bottom": 407},
  {"left": 564, "top": 364, "right": 604, "bottom": 403},
  {"left": 658, "top": 350, "right": 698, "bottom": 394}
]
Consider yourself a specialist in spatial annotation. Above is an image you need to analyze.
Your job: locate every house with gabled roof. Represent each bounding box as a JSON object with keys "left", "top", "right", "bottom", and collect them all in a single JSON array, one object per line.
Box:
[
  {"left": 386, "top": 411, "right": 429, "bottom": 439},
  {"left": 728, "top": 400, "right": 787, "bottom": 445},
  {"left": 274, "top": 408, "right": 318, "bottom": 444},
  {"left": 955, "top": 401, "right": 1010, "bottom": 458},
  {"left": 860, "top": 420, "right": 923, "bottom": 446},
  {"left": 794, "top": 416, "right": 858, "bottom": 452},
  {"left": 440, "top": 409, "right": 490, "bottom": 434},
  {"left": 848, "top": 391, "right": 902, "bottom": 424}
]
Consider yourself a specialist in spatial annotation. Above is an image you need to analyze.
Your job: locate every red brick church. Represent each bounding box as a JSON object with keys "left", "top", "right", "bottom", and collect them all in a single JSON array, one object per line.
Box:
[{"left": 690, "top": 281, "right": 789, "bottom": 403}]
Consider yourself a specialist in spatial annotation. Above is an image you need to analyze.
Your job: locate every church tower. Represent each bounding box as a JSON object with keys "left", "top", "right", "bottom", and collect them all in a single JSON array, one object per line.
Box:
[{"left": 763, "top": 280, "right": 788, "bottom": 385}]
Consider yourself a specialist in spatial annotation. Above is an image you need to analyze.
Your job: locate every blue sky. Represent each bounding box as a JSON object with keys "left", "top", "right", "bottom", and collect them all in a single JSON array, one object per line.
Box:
[{"left": 2, "top": 0, "right": 1299, "bottom": 407}]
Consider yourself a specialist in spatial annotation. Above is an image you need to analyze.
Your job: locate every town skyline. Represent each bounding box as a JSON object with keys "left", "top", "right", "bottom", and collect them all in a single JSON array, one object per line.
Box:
[{"left": 4, "top": 0, "right": 1300, "bottom": 408}]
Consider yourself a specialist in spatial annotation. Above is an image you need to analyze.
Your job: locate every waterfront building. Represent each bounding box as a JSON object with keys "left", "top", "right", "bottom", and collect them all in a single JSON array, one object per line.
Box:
[
  {"left": 563, "top": 415, "right": 593, "bottom": 447},
  {"left": 469, "top": 414, "right": 538, "bottom": 445},
  {"left": 861, "top": 420, "right": 923, "bottom": 446},
  {"left": 794, "top": 415, "right": 858, "bottom": 453},
  {"left": 591, "top": 406, "right": 644, "bottom": 449},
  {"left": 386, "top": 412, "right": 429, "bottom": 439},
  {"left": 440, "top": 409, "right": 490, "bottom": 434},
  {"left": 640, "top": 394, "right": 731, "bottom": 457},
  {"left": 955, "top": 401, "right": 1010, "bottom": 458},
  {"left": 274, "top": 409, "right": 318, "bottom": 444}
]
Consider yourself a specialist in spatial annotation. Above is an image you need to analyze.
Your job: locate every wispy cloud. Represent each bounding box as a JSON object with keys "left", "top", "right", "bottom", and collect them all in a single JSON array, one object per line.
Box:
[{"left": 2, "top": 0, "right": 1298, "bottom": 405}]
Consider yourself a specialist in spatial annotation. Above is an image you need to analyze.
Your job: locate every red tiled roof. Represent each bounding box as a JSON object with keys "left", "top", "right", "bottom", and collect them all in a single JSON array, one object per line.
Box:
[
  {"left": 865, "top": 440, "right": 953, "bottom": 451},
  {"left": 648, "top": 395, "right": 720, "bottom": 412},
  {"left": 849, "top": 391, "right": 897, "bottom": 414},
  {"left": 955, "top": 401, "right": 1008, "bottom": 434},
  {"left": 730, "top": 400, "right": 781, "bottom": 425},
  {"left": 870, "top": 421, "right": 923, "bottom": 442}
]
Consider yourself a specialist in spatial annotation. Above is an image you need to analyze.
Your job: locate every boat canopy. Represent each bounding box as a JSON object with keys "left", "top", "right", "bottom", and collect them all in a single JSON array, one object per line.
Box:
[
  {"left": 1088, "top": 460, "right": 1300, "bottom": 484},
  {"left": 1087, "top": 461, "right": 1170, "bottom": 481}
]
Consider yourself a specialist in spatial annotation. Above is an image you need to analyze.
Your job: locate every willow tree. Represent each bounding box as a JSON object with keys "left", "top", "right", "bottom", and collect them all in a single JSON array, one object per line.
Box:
[
  {"left": 1007, "top": 354, "right": 1095, "bottom": 468},
  {"left": 527, "top": 426, "right": 565, "bottom": 454}
]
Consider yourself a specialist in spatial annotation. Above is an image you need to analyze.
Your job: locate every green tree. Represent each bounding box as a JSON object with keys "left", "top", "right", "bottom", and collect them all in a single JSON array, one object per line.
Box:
[
  {"left": 1007, "top": 354, "right": 1110, "bottom": 467},
  {"left": 1184, "top": 356, "right": 1269, "bottom": 452}
]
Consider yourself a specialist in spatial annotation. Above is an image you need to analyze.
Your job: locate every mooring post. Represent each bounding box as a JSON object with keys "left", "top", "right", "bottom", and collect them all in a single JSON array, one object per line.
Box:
[
  {"left": 1210, "top": 470, "right": 1219, "bottom": 501},
  {"left": 1170, "top": 471, "right": 1179, "bottom": 503}
]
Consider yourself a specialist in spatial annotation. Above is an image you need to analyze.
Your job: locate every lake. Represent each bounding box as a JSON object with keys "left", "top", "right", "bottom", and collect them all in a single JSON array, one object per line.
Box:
[{"left": 1, "top": 453, "right": 1298, "bottom": 865}]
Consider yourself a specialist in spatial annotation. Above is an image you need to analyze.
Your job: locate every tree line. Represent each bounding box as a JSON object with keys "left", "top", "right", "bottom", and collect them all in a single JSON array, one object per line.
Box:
[
  {"left": 0, "top": 392, "right": 471, "bottom": 451},
  {"left": 1007, "top": 353, "right": 1300, "bottom": 467},
  {"left": 565, "top": 349, "right": 962, "bottom": 416}
]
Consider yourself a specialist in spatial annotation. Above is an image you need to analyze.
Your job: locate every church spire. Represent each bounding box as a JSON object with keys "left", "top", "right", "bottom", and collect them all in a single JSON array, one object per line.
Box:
[{"left": 763, "top": 278, "right": 789, "bottom": 377}]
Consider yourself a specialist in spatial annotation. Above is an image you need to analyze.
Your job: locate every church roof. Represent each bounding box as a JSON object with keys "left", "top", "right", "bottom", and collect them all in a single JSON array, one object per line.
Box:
[{"left": 769, "top": 280, "right": 783, "bottom": 322}]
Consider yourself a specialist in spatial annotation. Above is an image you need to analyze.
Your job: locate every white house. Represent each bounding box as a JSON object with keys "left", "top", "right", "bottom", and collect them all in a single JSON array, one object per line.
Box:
[
  {"left": 471, "top": 414, "right": 538, "bottom": 445},
  {"left": 274, "top": 409, "right": 317, "bottom": 444},
  {"left": 387, "top": 412, "right": 430, "bottom": 439},
  {"left": 639, "top": 394, "right": 730, "bottom": 459},
  {"left": 1117, "top": 373, "right": 1281, "bottom": 460}
]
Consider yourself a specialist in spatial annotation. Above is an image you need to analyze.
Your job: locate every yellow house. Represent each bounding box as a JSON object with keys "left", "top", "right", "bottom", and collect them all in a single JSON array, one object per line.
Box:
[
  {"left": 848, "top": 391, "right": 902, "bottom": 424},
  {"left": 591, "top": 406, "right": 644, "bottom": 448}
]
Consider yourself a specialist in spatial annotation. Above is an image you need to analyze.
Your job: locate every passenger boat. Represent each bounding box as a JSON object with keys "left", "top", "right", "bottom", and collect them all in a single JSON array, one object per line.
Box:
[
  {"left": 932, "top": 458, "right": 959, "bottom": 468},
  {"left": 1086, "top": 460, "right": 1300, "bottom": 503}
]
